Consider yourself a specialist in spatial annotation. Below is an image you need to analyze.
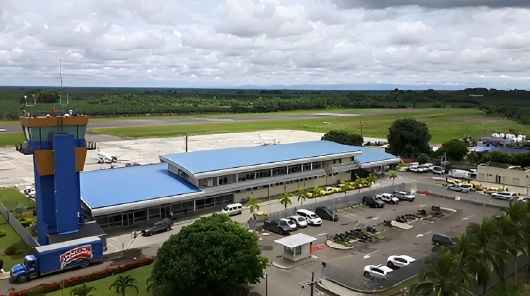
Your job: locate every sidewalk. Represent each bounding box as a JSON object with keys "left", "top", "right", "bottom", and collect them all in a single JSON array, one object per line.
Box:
[
  {"left": 318, "top": 279, "right": 369, "bottom": 296},
  {"left": 105, "top": 176, "right": 408, "bottom": 254},
  {"left": 231, "top": 176, "right": 406, "bottom": 225}
]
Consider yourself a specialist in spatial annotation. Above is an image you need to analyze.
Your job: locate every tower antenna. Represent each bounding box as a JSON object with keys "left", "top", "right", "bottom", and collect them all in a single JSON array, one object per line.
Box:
[{"left": 60, "top": 59, "right": 64, "bottom": 104}]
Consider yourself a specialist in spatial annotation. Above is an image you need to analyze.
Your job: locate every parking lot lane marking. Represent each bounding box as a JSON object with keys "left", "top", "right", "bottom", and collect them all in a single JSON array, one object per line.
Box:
[
  {"left": 416, "top": 234, "right": 424, "bottom": 237},
  {"left": 318, "top": 233, "right": 327, "bottom": 236},
  {"left": 363, "top": 250, "right": 378, "bottom": 259},
  {"left": 463, "top": 215, "right": 474, "bottom": 220},
  {"left": 424, "top": 231, "right": 432, "bottom": 235},
  {"left": 372, "top": 217, "right": 379, "bottom": 220}
]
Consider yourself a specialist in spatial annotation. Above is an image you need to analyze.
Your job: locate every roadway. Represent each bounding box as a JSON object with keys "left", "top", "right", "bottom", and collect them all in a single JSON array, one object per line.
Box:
[
  {"left": 0, "top": 173, "right": 506, "bottom": 296},
  {"left": 0, "top": 108, "right": 419, "bottom": 134}
]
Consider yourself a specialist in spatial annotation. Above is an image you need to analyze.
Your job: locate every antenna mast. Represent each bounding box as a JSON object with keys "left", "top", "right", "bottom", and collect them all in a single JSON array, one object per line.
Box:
[{"left": 60, "top": 59, "right": 64, "bottom": 104}]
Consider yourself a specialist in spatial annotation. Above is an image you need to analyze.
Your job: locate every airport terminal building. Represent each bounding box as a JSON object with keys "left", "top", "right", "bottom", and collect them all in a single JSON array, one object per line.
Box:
[{"left": 80, "top": 140, "right": 400, "bottom": 228}]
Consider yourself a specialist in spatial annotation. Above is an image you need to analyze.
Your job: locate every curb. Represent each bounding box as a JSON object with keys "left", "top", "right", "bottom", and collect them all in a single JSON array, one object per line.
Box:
[{"left": 325, "top": 240, "right": 353, "bottom": 250}]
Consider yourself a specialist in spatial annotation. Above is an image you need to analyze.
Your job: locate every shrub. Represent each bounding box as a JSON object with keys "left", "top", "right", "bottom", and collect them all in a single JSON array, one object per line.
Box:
[
  {"left": 0, "top": 229, "right": 6, "bottom": 237},
  {"left": 11, "top": 257, "right": 155, "bottom": 295},
  {"left": 5, "top": 246, "right": 20, "bottom": 255},
  {"left": 18, "top": 218, "right": 33, "bottom": 227}
]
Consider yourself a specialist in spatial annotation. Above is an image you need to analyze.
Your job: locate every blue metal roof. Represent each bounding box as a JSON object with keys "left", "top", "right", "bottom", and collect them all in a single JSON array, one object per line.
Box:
[
  {"left": 80, "top": 163, "right": 201, "bottom": 209},
  {"left": 160, "top": 140, "right": 361, "bottom": 175},
  {"left": 354, "top": 147, "right": 399, "bottom": 164}
]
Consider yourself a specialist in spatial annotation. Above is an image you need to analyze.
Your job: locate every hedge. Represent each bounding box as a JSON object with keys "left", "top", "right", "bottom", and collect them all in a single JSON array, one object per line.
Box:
[{"left": 3, "top": 257, "right": 155, "bottom": 296}]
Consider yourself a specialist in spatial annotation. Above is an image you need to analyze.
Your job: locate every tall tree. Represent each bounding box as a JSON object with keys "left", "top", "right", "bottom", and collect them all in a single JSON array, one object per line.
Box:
[
  {"left": 147, "top": 214, "right": 268, "bottom": 296},
  {"left": 438, "top": 139, "right": 469, "bottom": 161},
  {"left": 296, "top": 188, "right": 307, "bottom": 205},
  {"left": 467, "top": 218, "right": 504, "bottom": 294},
  {"left": 387, "top": 119, "right": 432, "bottom": 158},
  {"left": 388, "top": 171, "right": 398, "bottom": 185},
  {"left": 409, "top": 249, "right": 474, "bottom": 296},
  {"left": 280, "top": 191, "right": 293, "bottom": 209},
  {"left": 109, "top": 275, "right": 138, "bottom": 296},
  {"left": 245, "top": 195, "right": 262, "bottom": 216},
  {"left": 321, "top": 130, "right": 363, "bottom": 146}
]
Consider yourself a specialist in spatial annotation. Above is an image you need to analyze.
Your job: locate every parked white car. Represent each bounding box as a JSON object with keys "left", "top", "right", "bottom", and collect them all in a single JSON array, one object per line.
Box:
[
  {"left": 387, "top": 255, "right": 415, "bottom": 268},
  {"left": 287, "top": 215, "right": 308, "bottom": 228},
  {"left": 280, "top": 218, "right": 297, "bottom": 230},
  {"left": 376, "top": 193, "right": 399, "bottom": 204},
  {"left": 393, "top": 191, "right": 415, "bottom": 202},
  {"left": 295, "top": 209, "right": 322, "bottom": 226},
  {"left": 517, "top": 196, "right": 530, "bottom": 203},
  {"left": 363, "top": 264, "right": 393, "bottom": 280},
  {"left": 491, "top": 192, "right": 519, "bottom": 201}
]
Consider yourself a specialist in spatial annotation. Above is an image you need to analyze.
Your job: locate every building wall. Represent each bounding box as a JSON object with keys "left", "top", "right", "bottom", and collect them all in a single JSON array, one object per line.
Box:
[
  {"left": 476, "top": 166, "right": 529, "bottom": 188},
  {"left": 233, "top": 171, "right": 350, "bottom": 202}
]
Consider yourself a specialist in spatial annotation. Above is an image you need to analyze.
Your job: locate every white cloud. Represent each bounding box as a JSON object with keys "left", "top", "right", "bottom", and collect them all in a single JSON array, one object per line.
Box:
[{"left": 1, "top": 0, "right": 530, "bottom": 89}]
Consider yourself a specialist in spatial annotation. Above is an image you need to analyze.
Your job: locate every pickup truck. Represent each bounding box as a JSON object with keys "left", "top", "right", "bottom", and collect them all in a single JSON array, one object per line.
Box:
[{"left": 10, "top": 236, "right": 104, "bottom": 284}]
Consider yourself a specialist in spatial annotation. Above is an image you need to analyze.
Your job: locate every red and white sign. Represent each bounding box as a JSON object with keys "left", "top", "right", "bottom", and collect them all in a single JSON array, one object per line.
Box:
[{"left": 60, "top": 245, "right": 92, "bottom": 269}]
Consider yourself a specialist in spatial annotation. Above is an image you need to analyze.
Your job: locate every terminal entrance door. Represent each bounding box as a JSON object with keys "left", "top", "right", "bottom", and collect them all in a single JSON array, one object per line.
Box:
[
  {"left": 161, "top": 204, "right": 171, "bottom": 219},
  {"left": 122, "top": 213, "right": 133, "bottom": 226}
]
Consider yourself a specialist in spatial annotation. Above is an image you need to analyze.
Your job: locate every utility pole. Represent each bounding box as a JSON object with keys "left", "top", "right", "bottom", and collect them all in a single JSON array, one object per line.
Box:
[{"left": 299, "top": 271, "right": 320, "bottom": 296}]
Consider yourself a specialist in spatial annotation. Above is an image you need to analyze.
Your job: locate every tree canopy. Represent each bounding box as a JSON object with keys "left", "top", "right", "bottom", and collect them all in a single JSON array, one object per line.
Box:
[
  {"left": 387, "top": 119, "right": 432, "bottom": 158},
  {"left": 438, "top": 139, "right": 469, "bottom": 161},
  {"left": 148, "top": 214, "right": 268, "bottom": 296},
  {"left": 321, "top": 130, "right": 363, "bottom": 146}
]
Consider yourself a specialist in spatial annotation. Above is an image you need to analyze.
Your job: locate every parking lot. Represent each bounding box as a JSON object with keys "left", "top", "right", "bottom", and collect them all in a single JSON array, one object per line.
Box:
[{"left": 255, "top": 192, "right": 503, "bottom": 285}]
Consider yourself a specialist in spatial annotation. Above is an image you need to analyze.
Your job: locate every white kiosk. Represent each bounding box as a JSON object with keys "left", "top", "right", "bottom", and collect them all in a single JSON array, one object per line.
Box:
[{"left": 274, "top": 233, "right": 317, "bottom": 262}]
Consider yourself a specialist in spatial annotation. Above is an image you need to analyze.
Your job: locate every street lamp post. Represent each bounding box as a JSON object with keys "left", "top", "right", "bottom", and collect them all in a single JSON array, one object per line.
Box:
[{"left": 265, "top": 273, "right": 268, "bottom": 296}]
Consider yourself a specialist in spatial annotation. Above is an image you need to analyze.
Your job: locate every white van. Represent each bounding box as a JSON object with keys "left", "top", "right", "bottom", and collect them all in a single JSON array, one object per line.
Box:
[{"left": 222, "top": 203, "right": 243, "bottom": 216}]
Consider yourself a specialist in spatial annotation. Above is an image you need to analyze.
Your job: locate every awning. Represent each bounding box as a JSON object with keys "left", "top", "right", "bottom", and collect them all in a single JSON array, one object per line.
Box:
[{"left": 274, "top": 233, "right": 317, "bottom": 248}]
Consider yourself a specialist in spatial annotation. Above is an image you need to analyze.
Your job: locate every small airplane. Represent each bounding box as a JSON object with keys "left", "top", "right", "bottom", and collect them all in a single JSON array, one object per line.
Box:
[{"left": 96, "top": 149, "right": 118, "bottom": 164}]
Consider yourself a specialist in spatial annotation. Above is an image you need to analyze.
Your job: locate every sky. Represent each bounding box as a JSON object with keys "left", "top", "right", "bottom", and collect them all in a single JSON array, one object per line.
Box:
[{"left": 1, "top": 0, "right": 530, "bottom": 89}]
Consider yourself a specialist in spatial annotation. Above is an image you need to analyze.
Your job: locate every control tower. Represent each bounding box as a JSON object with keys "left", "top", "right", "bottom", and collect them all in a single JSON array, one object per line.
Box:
[{"left": 18, "top": 114, "right": 89, "bottom": 245}]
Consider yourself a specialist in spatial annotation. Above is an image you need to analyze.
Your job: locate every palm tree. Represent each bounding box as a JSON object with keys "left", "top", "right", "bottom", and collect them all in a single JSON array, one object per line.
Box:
[
  {"left": 467, "top": 218, "right": 504, "bottom": 295},
  {"left": 109, "top": 275, "right": 139, "bottom": 296},
  {"left": 409, "top": 249, "right": 474, "bottom": 296},
  {"left": 245, "top": 195, "right": 262, "bottom": 218},
  {"left": 389, "top": 171, "right": 398, "bottom": 185},
  {"left": 70, "top": 284, "right": 97, "bottom": 296},
  {"left": 310, "top": 186, "right": 322, "bottom": 200},
  {"left": 366, "top": 173, "right": 378, "bottom": 185},
  {"left": 296, "top": 188, "right": 307, "bottom": 205},
  {"left": 280, "top": 191, "right": 293, "bottom": 209}
]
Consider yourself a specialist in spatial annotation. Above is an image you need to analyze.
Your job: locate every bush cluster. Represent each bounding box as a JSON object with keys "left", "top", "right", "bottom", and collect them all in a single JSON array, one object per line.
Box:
[
  {"left": 0, "top": 229, "right": 6, "bottom": 237},
  {"left": 4, "top": 246, "right": 19, "bottom": 255},
  {"left": 7, "top": 257, "right": 154, "bottom": 296}
]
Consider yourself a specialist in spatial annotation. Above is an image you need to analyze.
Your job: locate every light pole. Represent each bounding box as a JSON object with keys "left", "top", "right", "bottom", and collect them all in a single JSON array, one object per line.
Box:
[
  {"left": 360, "top": 121, "right": 363, "bottom": 138},
  {"left": 265, "top": 273, "right": 268, "bottom": 296}
]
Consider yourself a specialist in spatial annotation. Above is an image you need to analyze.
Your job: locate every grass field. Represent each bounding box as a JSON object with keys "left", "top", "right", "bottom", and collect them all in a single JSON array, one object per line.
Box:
[
  {"left": 0, "top": 188, "right": 36, "bottom": 269},
  {"left": 46, "top": 264, "right": 154, "bottom": 296},
  {"left": 0, "top": 132, "right": 24, "bottom": 147},
  {"left": 2, "top": 108, "right": 530, "bottom": 146},
  {"left": 91, "top": 108, "right": 530, "bottom": 144},
  {"left": 0, "top": 188, "right": 35, "bottom": 210},
  {"left": 0, "top": 215, "right": 34, "bottom": 271}
]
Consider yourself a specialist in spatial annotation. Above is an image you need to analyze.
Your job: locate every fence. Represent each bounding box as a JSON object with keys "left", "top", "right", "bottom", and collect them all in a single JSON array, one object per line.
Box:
[
  {"left": 415, "top": 183, "right": 510, "bottom": 208},
  {"left": 267, "top": 183, "right": 407, "bottom": 222},
  {"left": 0, "top": 203, "right": 39, "bottom": 248},
  {"left": 321, "top": 252, "right": 436, "bottom": 292}
]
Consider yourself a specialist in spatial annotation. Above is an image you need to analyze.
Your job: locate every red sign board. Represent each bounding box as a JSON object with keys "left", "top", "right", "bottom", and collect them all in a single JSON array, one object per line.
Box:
[{"left": 60, "top": 245, "right": 93, "bottom": 269}]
